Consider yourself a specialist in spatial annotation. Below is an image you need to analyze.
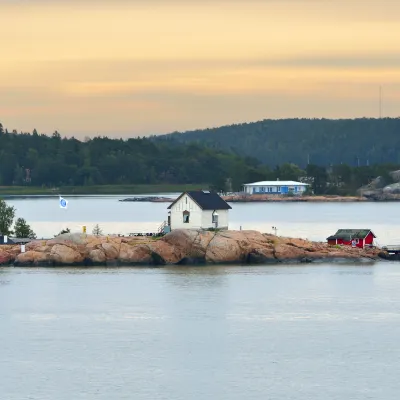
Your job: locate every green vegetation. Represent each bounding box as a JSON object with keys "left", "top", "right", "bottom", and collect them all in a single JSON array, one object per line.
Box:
[
  {"left": 1, "top": 119, "right": 400, "bottom": 196},
  {"left": 14, "top": 217, "right": 37, "bottom": 239},
  {"left": 55, "top": 228, "right": 71, "bottom": 237},
  {"left": 0, "top": 122, "right": 270, "bottom": 193},
  {"left": 0, "top": 199, "right": 15, "bottom": 235},
  {"left": 304, "top": 163, "right": 398, "bottom": 195},
  {"left": 0, "top": 184, "right": 208, "bottom": 196},
  {"left": 0, "top": 199, "right": 36, "bottom": 237},
  {"left": 92, "top": 224, "right": 103, "bottom": 236},
  {"left": 157, "top": 118, "right": 400, "bottom": 166}
]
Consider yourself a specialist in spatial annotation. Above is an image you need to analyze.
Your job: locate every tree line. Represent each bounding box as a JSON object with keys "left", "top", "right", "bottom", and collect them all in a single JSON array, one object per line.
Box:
[
  {"left": 155, "top": 118, "right": 400, "bottom": 167},
  {"left": 0, "top": 122, "right": 271, "bottom": 192},
  {"left": 0, "top": 121, "right": 398, "bottom": 195}
]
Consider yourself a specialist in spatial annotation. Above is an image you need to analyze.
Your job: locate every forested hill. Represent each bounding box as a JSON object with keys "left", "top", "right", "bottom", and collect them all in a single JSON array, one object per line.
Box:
[
  {"left": 0, "top": 122, "right": 269, "bottom": 190},
  {"left": 154, "top": 118, "right": 400, "bottom": 167}
]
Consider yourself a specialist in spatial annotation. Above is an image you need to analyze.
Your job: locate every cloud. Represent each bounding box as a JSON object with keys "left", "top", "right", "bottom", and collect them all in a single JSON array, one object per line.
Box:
[
  {"left": 1, "top": 0, "right": 400, "bottom": 137},
  {"left": 18, "top": 52, "right": 400, "bottom": 79},
  {"left": 255, "top": 54, "right": 400, "bottom": 69}
]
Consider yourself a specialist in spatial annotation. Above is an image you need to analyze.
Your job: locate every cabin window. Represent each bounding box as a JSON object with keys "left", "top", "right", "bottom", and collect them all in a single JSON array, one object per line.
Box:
[{"left": 183, "top": 211, "right": 190, "bottom": 223}]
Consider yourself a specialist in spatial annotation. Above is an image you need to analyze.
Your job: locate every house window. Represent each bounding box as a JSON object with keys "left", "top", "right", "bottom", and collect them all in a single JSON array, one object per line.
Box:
[
  {"left": 212, "top": 211, "right": 219, "bottom": 224},
  {"left": 183, "top": 211, "right": 190, "bottom": 223},
  {"left": 212, "top": 210, "right": 219, "bottom": 228}
]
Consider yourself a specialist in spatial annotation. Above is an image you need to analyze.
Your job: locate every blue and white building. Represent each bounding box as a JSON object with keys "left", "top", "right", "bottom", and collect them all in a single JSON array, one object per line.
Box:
[{"left": 243, "top": 180, "right": 309, "bottom": 195}]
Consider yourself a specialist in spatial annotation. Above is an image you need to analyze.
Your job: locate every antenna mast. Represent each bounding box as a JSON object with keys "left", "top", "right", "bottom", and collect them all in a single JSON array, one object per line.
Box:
[{"left": 379, "top": 86, "right": 382, "bottom": 119}]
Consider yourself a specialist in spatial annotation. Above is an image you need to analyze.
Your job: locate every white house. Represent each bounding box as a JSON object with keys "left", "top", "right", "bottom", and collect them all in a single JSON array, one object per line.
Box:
[
  {"left": 243, "top": 180, "right": 309, "bottom": 195},
  {"left": 166, "top": 191, "right": 231, "bottom": 231}
]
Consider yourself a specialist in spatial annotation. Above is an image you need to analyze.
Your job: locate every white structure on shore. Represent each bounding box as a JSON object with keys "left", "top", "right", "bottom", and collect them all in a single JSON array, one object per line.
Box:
[
  {"left": 243, "top": 180, "right": 309, "bottom": 195},
  {"left": 167, "top": 191, "right": 231, "bottom": 231}
]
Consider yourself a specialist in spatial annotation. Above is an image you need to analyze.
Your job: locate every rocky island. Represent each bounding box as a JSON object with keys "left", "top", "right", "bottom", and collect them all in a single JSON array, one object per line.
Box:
[
  {"left": 0, "top": 230, "right": 384, "bottom": 267},
  {"left": 119, "top": 196, "right": 172, "bottom": 202}
]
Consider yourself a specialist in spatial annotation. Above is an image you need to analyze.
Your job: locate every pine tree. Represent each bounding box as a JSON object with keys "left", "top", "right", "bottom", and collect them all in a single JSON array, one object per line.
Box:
[
  {"left": 13, "top": 217, "right": 36, "bottom": 239},
  {"left": 55, "top": 228, "right": 70, "bottom": 237},
  {"left": 92, "top": 224, "right": 103, "bottom": 236}
]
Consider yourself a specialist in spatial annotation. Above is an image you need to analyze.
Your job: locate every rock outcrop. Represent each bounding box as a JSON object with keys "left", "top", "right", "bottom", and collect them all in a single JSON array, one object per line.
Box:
[{"left": 0, "top": 230, "right": 382, "bottom": 267}]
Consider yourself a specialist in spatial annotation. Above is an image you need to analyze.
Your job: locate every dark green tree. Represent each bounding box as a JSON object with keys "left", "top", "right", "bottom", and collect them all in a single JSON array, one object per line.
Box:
[
  {"left": 92, "top": 224, "right": 103, "bottom": 236},
  {"left": 306, "top": 164, "right": 328, "bottom": 194},
  {"left": 0, "top": 199, "right": 16, "bottom": 235},
  {"left": 14, "top": 218, "right": 37, "bottom": 239},
  {"left": 55, "top": 227, "right": 71, "bottom": 237}
]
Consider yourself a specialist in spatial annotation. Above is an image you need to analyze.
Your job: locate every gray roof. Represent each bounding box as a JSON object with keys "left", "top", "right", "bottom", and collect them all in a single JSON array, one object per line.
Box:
[
  {"left": 327, "top": 229, "right": 375, "bottom": 241},
  {"left": 168, "top": 191, "right": 231, "bottom": 210},
  {"left": 4, "top": 237, "right": 33, "bottom": 244}
]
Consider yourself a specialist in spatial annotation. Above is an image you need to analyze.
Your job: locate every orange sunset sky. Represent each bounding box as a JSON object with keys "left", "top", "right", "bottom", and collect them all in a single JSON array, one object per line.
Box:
[{"left": 1, "top": 0, "right": 400, "bottom": 138}]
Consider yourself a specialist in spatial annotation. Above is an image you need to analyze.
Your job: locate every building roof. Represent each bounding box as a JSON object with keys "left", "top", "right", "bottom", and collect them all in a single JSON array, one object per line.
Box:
[
  {"left": 0, "top": 237, "right": 33, "bottom": 245},
  {"left": 326, "top": 229, "right": 376, "bottom": 241},
  {"left": 168, "top": 191, "right": 232, "bottom": 210},
  {"left": 243, "top": 180, "right": 309, "bottom": 186}
]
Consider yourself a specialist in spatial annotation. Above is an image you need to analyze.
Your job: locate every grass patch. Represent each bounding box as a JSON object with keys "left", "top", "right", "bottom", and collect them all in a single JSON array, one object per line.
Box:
[{"left": 0, "top": 184, "right": 208, "bottom": 196}]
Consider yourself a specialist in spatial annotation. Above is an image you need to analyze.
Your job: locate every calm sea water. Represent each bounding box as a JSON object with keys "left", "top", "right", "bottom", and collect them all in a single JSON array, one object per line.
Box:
[
  {"left": 1, "top": 263, "right": 400, "bottom": 400},
  {"left": 4, "top": 194, "right": 400, "bottom": 245}
]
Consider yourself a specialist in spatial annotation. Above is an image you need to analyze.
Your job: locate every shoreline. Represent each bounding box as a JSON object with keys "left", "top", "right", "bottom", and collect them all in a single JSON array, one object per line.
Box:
[
  {"left": 1, "top": 185, "right": 399, "bottom": 202},
  {"left": 120, "top": 194, "right": 369, "bottom": 203},
  {"left": 222, "top": 194, "right": 366, "bottom": 202},
  {"left": 0, "top": 229, "right": 385, "bottom": 267},
  {"left": 0, "top": 184, "right": 205, "bottom": 196}
]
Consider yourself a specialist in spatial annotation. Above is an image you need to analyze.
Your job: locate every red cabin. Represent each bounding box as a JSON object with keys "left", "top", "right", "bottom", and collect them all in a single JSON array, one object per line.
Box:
[{"left": 327, "top": 229, "right": 376, "bottom": 249}]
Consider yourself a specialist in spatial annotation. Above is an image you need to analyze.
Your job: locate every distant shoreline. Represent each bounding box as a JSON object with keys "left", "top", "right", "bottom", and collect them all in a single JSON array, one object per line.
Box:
[
  {"left": 120, "top": 194, "right": 369, "bottom": 203},
  {"left": 222, "top": 194, "right": 367, "bottom": 202},
  {"left": 0, "top": 185, "right": 397, "bottom": 202},
  {"left": 0, "top": 184, "right": 205, "bottom": 196}
]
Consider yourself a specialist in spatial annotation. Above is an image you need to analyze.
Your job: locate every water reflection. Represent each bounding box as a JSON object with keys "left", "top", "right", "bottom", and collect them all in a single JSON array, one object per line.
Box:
[{"left": 2, "top": 264, "right": 400, "bottom": 399}]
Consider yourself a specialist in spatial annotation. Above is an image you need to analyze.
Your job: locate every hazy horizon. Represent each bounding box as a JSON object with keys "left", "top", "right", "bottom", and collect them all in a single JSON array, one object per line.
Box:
[
  {"left": 1, "top": 0, "right": 400, "bottom": 139},
  {"left": 1, "top": 116, "right": 398, "bottom": 141}
]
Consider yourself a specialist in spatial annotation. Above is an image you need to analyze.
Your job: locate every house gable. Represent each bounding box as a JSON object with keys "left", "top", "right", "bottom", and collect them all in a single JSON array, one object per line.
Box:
[
  {"left": 168, "top": 191, "right": 231, "bottom": 211},
  {"left": 170, "top": 193, "right": 201, "bottom": 213}
]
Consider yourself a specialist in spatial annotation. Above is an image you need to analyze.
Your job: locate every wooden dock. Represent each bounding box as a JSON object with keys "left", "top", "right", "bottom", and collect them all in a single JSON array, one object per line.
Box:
[{"left": 382, "top": 245, "right": 400, "bottom": 254}]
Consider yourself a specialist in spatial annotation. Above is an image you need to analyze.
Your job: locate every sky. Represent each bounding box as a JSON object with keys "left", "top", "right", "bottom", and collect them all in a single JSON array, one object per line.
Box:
[{"left": 1, "top": 0, "right": 400, "bottom": 138}]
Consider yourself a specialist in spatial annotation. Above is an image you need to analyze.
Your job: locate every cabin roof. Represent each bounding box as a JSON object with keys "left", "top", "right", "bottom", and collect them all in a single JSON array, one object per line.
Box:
[
  {"left": 168, "top": 191, "right": 232, "bottom": 210},
  {"left": 243, "top": 180, "right": 309, "bottom": 186},
  {"left": 0, "top": 237, "right": 33, "bottom": 245},
  {"left": 326, "top": 229, "right": 376, "bottom": 241}
]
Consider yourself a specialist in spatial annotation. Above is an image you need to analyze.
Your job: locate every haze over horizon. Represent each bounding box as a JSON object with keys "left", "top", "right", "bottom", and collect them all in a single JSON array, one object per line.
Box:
[{"left": 1, "top": 0, "right": 400, "bottom": 139}]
